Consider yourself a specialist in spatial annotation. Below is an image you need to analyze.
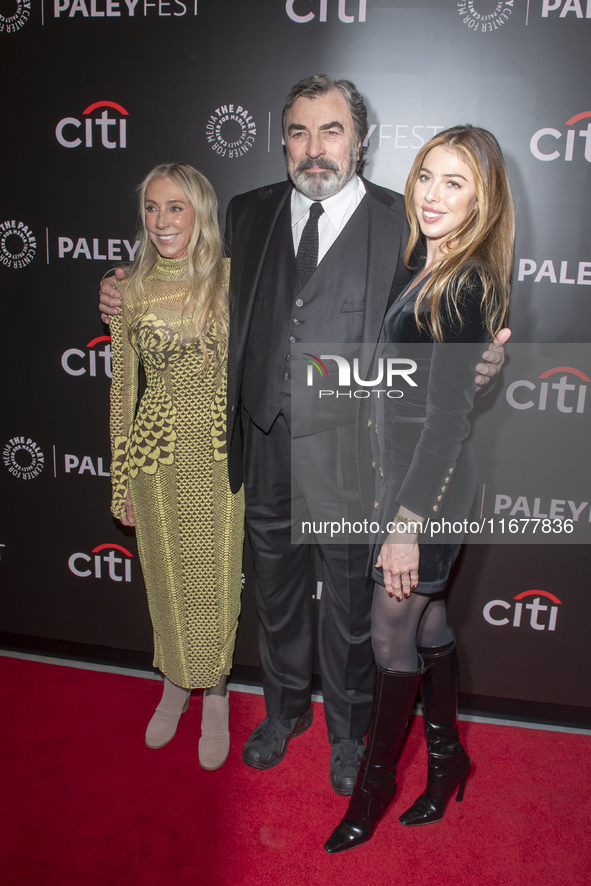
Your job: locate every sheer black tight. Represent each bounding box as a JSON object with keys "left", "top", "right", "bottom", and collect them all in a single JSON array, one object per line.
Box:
[{"left": 371, "top": 583, "right": 452, "bottom": 672}]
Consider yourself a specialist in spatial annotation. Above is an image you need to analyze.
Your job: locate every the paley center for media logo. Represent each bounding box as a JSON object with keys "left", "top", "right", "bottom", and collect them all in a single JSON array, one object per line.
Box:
[
  {"left": 206, "top": 104, "right": 256, "bottom": 159},
  {"left": 0, "top": 221, "right": 36, "bottom": 269},
  {"left": 0, "top": 0, "right": 30, "bottom": 33}
]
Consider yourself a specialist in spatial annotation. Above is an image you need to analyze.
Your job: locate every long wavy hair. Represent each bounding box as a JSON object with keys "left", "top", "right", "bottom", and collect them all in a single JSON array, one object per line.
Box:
[
  {"left": 404, "top": 125, "right": 514, "bottom": 342},
  {"left": 124, "top": 163, "right": 228, "bottom": 367}
]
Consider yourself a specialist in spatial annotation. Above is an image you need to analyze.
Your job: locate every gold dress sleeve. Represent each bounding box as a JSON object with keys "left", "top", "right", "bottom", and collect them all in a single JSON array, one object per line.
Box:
[{"left": 109, "top": 298, "right": 139, "bottom": 520}]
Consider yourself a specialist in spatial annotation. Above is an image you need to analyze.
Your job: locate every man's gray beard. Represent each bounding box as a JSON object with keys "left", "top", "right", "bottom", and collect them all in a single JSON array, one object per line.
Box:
[{"left": 288, "top": 146, "right": 358, "bottom": 200}]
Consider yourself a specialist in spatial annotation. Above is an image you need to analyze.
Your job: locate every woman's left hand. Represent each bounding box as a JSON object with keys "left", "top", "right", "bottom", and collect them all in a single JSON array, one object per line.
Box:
[
  {"left": 119, "top": 491, "right": 136, "bottom": 528},
  {"left": 375, "top": 536, "right": 420, "bottom": 601}
]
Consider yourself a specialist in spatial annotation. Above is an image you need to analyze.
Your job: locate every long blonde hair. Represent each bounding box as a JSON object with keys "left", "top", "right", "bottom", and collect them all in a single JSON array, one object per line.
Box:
[
  {"left": 404, "top": 125, "right": 514, "bottom": 342},
  {"left": 124, "top": 163, "right": 228, "bottom": 367}
]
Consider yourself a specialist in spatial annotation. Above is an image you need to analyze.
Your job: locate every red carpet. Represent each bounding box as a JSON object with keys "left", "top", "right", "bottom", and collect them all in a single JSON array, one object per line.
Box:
[{"left": 1, "top": 655, "right": 589, "bottom": 886}]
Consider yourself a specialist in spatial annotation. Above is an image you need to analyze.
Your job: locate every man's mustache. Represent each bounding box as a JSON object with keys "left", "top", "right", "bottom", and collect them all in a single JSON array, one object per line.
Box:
[{"left": 295, "top": 157, "right": 339, "bottom": 173}]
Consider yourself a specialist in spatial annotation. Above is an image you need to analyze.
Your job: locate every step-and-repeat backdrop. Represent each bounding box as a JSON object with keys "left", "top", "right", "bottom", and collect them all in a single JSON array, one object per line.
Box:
[{"left": 2, "top": 0, "right": 590, "bottom": 710}]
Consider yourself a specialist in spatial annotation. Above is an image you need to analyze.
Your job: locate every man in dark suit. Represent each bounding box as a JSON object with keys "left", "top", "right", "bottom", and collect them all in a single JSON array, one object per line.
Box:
[
  {"left": 224, "top": 75, "right": 415, "bottom": 794},
  {"left": 99, "top": 74, "right": 507, "bottom": 794}
]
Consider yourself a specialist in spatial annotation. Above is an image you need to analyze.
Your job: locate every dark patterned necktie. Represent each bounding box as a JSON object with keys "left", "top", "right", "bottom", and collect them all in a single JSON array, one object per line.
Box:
[{"left": 296, "top": 201, "right": 325, "bottom": 288}]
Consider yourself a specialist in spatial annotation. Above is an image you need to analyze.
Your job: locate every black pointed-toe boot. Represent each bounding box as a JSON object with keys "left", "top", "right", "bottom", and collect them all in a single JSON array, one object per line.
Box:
[
  {"left": 399, "top": 633, "right": 471, "bottom": 826},
  {"left": 324, "top": 661, "right": 423, "bottom": 854}
]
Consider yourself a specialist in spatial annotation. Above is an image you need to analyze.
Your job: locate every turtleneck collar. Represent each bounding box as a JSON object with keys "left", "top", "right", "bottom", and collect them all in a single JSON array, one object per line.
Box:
[{"left": 150, "top": 254, "right": 190, "bottom": 282}]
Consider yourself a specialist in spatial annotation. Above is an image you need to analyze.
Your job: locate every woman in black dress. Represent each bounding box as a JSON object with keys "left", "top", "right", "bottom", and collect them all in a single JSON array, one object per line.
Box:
[{"left": 325, "top": 125, "right": 514, "bottom": 853}]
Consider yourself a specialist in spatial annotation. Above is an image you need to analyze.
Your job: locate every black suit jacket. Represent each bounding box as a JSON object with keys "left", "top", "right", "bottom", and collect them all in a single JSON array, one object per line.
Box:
[{"left": 224, "top": 177, "right": 412, "bottom": 493}]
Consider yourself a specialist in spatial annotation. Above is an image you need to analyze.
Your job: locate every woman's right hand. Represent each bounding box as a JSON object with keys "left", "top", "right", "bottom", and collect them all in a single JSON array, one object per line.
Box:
[
  {"left": 375, "top": 535, "right": 420, "bottom": 602},
  {"left": 118, "top": 491, "right": 135, "bottom": 527},
  {"left": 99, "top": 267, "right": 127, "bottom": 324}
]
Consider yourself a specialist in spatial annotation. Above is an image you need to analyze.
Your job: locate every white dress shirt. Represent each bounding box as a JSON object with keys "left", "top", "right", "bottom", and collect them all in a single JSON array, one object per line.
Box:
[{"left": 290, "top": 175, "right": 366, "bottom": 264}]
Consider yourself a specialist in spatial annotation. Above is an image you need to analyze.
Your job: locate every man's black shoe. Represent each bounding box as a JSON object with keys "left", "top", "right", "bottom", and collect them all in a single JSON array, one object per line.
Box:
[
  {"left": 329, "top": 734, "right": 365, "bottom": 795},
  {"left": 242, "top": 709, "right": 314, "bottom": 770}
]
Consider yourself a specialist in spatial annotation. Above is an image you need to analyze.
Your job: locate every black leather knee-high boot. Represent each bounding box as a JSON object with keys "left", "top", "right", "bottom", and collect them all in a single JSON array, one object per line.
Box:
[
  {"left": 324, "top": 661, "right": 423, "bottom": 854},
  {"left": 399, "top": 634, "right": 471, "bottom": 826}
]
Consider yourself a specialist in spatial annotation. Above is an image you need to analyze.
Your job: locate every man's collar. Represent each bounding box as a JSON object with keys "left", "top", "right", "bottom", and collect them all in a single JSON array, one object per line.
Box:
[{"left": 291, "top": 175, "right": 365, "bottom": 227}]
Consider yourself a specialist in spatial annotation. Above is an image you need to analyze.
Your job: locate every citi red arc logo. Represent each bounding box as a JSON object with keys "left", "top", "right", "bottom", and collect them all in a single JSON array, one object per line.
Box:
[
  {"left": 483, "top": 590, "right": 562, "bottom": 631},
  {"left": 68, "top": 543, "right": 133, "bottom": 582},
  {"left": 62, "top": 336, "right": 112, "bottom": 378},
  {"left": 530, "top": 111, "right": 591, "bottom": 163},
  {"left": 56, "top": 102, "right": 128, "bottom": 149},
  {"left": 538, "top": 366, "right": 590, "bottom": 381},
  {"left": 506, "top": 366, "right": 588, "bottom": 413}
]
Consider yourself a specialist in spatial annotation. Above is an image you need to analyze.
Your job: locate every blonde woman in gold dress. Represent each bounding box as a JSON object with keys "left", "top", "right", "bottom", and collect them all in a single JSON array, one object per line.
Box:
[{"left": 109, "top": 164, "right": 244, "bottom": 769}]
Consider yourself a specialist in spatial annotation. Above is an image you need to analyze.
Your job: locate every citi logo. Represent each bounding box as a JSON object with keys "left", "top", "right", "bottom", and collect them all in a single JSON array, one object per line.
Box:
[
  {"left": 68, "top": 543, "right": 133, "bottom": 582},
  {"left": 530, "top": 111, "right": 591, "bottom": 163},
  {"left": 56, "top": 101, "right": 128, "bottom": 149},
  {"left": 286, "top": 0, "right": 367, "bottom": 23},
  {"left": 506, "top": 366, "right": 588, "bottom": 413},
  {"left": 518, "top": 258, "right": 591, "bottom": 286},
  {"left": 62, "top": 335, "right": 112, "bottom": 378},
  {"left": 483, "top": 590, "right": 562, "bottom": 632},
  {"left": 542, "top": 0, "right": 591, "bottom": 17}
]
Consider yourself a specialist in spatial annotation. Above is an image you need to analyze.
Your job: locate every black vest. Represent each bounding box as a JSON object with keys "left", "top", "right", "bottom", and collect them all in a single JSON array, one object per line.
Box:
[{"left": 241, "top": 195, "right": 370, "bottom": 431}]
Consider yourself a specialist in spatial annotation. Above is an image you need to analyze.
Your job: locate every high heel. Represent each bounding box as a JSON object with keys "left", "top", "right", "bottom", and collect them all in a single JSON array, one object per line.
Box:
[
  {"left": 455, "top": 773, "right": 468, "bottom": 803},
  {"left": 145, "top": 677, "right": 191, "bottom": 749},
  {"left": 399, "top": 632, "right": 471, "bottom": 826},
  {"left": 324, "top": 660, "right": 423, "bottom": 854}
]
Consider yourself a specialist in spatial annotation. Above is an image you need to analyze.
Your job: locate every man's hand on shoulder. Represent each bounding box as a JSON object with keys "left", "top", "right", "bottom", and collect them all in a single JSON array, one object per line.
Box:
[
  {"left": 100, "top": 267, "right": 127, "bottom": 325},
  {"left": 475, "top": 327, "right": 511, "bottom": 390}
]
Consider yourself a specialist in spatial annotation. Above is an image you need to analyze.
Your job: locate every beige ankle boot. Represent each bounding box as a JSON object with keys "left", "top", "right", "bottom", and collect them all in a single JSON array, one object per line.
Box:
[
  {"left": 145, "top": 677, "right": 191, "bottom": 749},
  {"left": 198, "top": 692, "right": 230, "bottom": 770}
]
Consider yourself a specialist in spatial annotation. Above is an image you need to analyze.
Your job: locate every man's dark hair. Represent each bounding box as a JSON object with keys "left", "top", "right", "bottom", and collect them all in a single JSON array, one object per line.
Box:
[{"left": 282, "top": 73, "right": 369, "bottom": 171}]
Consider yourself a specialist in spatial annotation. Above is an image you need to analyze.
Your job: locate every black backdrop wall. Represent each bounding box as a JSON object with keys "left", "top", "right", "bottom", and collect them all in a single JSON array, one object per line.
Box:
[{"left": 2, "top": 0, "right": 590, "bottom": 718}]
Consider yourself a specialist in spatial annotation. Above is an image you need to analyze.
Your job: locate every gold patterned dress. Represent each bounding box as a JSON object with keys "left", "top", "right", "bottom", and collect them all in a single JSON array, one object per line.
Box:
[{"left": 109, "top": 255, "right": 244, "bottom": 689}]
